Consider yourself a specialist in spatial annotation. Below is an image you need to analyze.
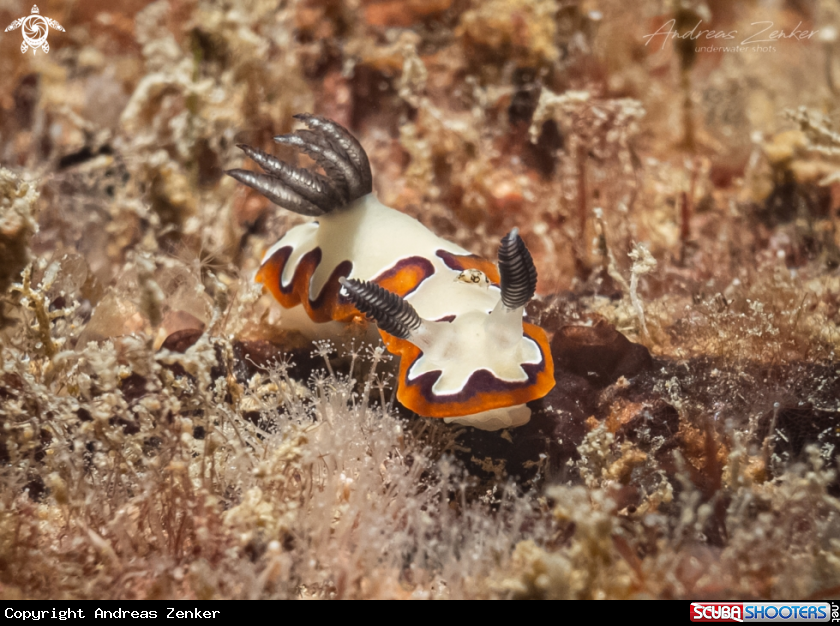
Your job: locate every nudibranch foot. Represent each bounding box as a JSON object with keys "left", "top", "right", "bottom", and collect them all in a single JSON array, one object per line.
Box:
[{"left": 444, "top": 404, "right": 532, "bottom": 431}]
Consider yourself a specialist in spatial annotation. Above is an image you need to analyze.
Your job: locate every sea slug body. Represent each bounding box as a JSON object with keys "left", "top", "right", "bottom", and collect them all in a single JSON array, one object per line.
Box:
[{"left": 228, "top": 115, "right": 554, "bottom": 430}]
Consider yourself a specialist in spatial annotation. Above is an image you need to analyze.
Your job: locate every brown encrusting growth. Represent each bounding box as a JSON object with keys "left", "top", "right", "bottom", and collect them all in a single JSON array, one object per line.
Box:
[{"left": 1, "top": 0, "right": 839, "bottom": 600}]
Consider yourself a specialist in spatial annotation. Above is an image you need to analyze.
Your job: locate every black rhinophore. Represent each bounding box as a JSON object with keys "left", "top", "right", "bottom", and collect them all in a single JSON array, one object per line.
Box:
[
  {"left": 498, "top": 228, "right": 538, "bottom": 310},
  {"left": 338, "top": 278, "right": 421, "bottom": 340}
]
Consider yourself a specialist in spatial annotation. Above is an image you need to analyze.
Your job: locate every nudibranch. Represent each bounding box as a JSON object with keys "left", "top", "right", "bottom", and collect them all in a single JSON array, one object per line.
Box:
[{"left": 228, "top": 114, "right": 554, "bottom": 430}]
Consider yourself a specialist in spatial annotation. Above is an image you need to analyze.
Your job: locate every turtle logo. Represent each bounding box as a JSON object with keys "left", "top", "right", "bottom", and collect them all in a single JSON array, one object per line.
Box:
[{"left": 5, "top": 5, "right": 64, "bottom": 55}]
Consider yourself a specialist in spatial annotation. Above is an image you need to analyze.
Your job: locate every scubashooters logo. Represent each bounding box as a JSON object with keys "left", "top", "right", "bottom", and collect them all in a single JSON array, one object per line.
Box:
[
  {"left": 690, "top": 602, "right": 835, "bottom": 623},
  {"left": 4, "top": 5, "right": 64, "bottom": 54}
]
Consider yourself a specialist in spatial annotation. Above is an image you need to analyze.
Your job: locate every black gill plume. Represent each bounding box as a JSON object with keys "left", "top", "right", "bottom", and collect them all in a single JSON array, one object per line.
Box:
[{"left": 226, "top": 115, "right": 373, "bottom": 215}]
